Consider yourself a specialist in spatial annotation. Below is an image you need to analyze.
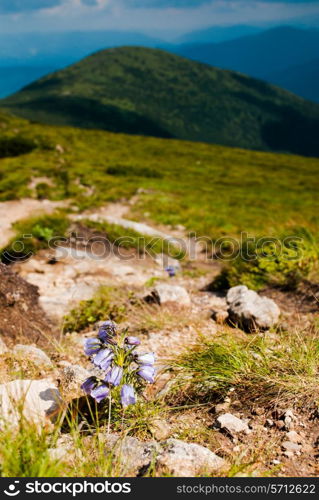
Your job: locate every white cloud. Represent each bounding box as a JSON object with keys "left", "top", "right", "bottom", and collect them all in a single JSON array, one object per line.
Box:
[{"left": 1, "top": 0, "right": 319, "bottom": 36}]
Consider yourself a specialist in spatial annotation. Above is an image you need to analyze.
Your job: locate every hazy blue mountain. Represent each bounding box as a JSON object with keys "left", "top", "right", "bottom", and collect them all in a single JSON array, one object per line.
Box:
[
  {"left": 177, "top": 27, "right": 319, "bottom": 79},
  {"left": 268, "top": 58, "right": 319, "bottom": 103},
  {"left": 175, "top": 24, "right": 263, "bottom": 44},
  {"left": 0, "top": 30, "right": 163, "bottom": 98},
  {"left": 0, "top": 30, "right": 162, "bottom": 67},
  {"left": 0, "top": 66, "right": 56, "bottom": 98}
]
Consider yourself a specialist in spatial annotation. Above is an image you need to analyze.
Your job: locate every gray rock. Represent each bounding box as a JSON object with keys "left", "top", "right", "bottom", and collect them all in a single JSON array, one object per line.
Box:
[
  {"left": 214, "top": 402, "right": 231, "bottom": 414},
  {"left": 150, "top": 419, "right": 171, "bottom": 441},
  {"left": 215, "top": 413, "right": 250, "bottom": 435},
  {"left": 145, "top": 284, "right": 191, "bottom": 306},
  {"left": 0, "top": 337, "right": 8, "bottom": 355},
  {"left": 227, "top": 285, "right": 280, "bottom": 331},
  {"left": 281, "top": 441, "right": 301, "bottom": 454},
  {"left": 212, "top": 310, "right": 229, "bottom": 324},
  {"left": 0, "top": 379, "right": 63, "bottom": 429},
  {"left": 102, "top": 434, "right": 160, "bottom": 476},
  {"left": 13, "top": 344, "right": 53, "bottom": 368},
  {"left": 157, "top": 438, "right": 225, "bottom": 477},
  {"left": 285, "top": 431, "right": 301, "bottom": 444},
  {"left": 59, "top": 362, "right": 91, "bottom": 400},
  {"left": 48, "top": 435, "right": 82, "bottom": 462}
]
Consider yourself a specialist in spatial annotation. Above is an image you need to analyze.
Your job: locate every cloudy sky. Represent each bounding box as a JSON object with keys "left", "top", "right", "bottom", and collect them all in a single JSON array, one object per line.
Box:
[{"left": 0, "top": 0, "right": 318, "bottom": 37}]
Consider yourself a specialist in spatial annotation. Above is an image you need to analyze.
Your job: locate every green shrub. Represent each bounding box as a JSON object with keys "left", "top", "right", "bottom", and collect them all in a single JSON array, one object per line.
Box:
[
  {"left": 0, "top": 213, "right": 69, "bottom": 263},
  {"left": 0, "top": 136, "right": 36, "bottom": 158},
  {"left": 107, "top": 164, "right": 162, "bottom": 178},
  {"left": 212, "top": 230, "right": 318, "bottom": 291},
  {"left": 63, "top": 286, "right": 127, "bottom": 333},
  {"left": 35, "top": 182, "right": 52, "bottom": 200}
]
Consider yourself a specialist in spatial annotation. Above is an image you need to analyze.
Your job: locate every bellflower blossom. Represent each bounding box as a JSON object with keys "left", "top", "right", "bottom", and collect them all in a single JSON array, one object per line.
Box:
[
  {"left": 81, "top": 320, "right": 156, "bottom": 408},
  {"left": 165, "top": 265, "right": 176, "bottom": 278},
  {"left": 121, "top": 384, "right": 136, "bottom": 408}
]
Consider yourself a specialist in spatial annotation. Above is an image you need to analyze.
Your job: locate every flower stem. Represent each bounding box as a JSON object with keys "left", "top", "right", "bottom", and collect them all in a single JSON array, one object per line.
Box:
[{"left": 107, "top": 395, "right": 112, "bottom": 435}]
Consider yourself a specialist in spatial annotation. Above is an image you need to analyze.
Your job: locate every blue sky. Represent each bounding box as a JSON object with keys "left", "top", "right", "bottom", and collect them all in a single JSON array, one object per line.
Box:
[{"left": 0, "top": 1, "right": 318, "bottom": 36}]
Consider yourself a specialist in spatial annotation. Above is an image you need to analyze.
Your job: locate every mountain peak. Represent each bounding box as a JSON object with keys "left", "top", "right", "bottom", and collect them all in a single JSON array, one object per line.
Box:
[{"left": 2, "top": 46, "right": 319, "bottom": 156}]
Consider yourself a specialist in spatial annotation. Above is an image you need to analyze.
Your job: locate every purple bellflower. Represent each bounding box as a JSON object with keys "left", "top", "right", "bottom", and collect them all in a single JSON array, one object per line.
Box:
[
  {"left": 105, "top": 365, "right": 123, "bottom": 387},
  {"left": 121, "top": 384, "right": 136, "bottom": 408},
  {"left": 98, "top": 320, "right": 117, "bottom": 344},
  {"left": 90, "top": 384, "right": 110, "bottom": 403},
  {"left": 137, "top": 365, "right": 155, "bottom": 383},
  {"left": 93, "top": 348, "right": 114, "bottom": 370},
  {"left": 84, "top": 338, "right": 102, "bottom": 356},
  {"left": 124, "top": 336, "right": 141, "bottom": 346},
  {"left": 165, "top": 266, "right": 176, "bottom": 277},
  {"left": 135, "top": 352, "right": 155, "bottom": 366}
]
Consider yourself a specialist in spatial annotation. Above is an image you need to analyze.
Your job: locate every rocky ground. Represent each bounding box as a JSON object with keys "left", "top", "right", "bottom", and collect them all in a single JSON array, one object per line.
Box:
[{"left": 0, "top": 196, "right": 318, "bottom": 477}]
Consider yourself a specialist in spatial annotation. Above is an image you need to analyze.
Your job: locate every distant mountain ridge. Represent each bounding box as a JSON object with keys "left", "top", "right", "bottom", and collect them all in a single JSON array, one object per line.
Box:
[
  {"left": 1, "top": 26, "right": 319, "bottom": 102},
  {"left": 175, "top": 24, "right": 263, "bottom": 44},
  {"left": 268, "top": 58, "right": 319, "bottom": 104},
  {"left": 2, "top": 46, "right": 319, "bottom": 157},
  {"left": 176, "top": 26, "right": 319, "bottom": 102}
]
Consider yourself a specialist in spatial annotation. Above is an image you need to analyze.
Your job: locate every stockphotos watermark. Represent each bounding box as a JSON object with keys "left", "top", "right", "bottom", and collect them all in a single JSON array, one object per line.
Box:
[
  {"left": 3, "top": 480, "right": 131, "bottom": 496},
  {"left": 2, "top": 231, "right": 306, "bottom": 264}
]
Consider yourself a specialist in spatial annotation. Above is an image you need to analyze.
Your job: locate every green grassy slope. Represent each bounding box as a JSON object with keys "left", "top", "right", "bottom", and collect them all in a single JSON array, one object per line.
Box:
[
  {"left": 0, "top": 109, "right": 318, "bottom": 243},
  {"left": 2, "top": 47, "right": 319, "bottom": 157}
]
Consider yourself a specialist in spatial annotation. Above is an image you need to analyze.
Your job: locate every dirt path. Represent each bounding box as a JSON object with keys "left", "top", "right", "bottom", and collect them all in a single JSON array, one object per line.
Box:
[{"left": 0, "top": 198, "right": 67, "bottom": 248}]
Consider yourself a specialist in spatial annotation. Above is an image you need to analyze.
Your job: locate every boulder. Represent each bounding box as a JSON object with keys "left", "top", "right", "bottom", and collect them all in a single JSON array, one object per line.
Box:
[
  {"left": 101, "top": 434, "right": 225, "bottom": 477},
  {"left": 145, "top": 284, "right": 191, "bottom": 306},
  {"left": 227, "top": 285, "right": 280, "bottom": 331},
  {"left": 13, "top": 344, "right": 53, "bottom": 368},
  {"left": 0, "top": 379, "right": 63, "bottom": 429},
  {"left": 157, "top": 438, "right": 225, "bottom": 476}
]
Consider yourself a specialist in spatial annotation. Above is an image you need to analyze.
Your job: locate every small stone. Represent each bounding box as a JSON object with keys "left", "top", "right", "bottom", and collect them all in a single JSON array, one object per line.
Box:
[
  {"left": 284, "top": 409, "right": 295, "bottom": 420},
  {"left": 275, "top": 420, "right": 285, "bottom": 430},
  {"left": 215, "top": 413, "right": 250, "bottom": 435},
  {"left": 252, "top": 407, "right": 264, "bottom": 416},
  {"left": 285, "top": 431, "right": 301, "bottom": 444},
  {"left": 271, "top": 459, "right": 281, "bottom": 465},
  {"left": 13, "top": 344, "right": 53, "bottom": 368},
  {"left": 157, "top": 438, "right": 225, "bottom": 476},
  {"left": 211, "top": 310, "right": 228, "bottom": 324},
  {"left": 0, "top": 336, "right": 8, "bottom": 355},
  {"left": 214, "top": 402, "right": 231, "bottom": 414},
  {"left": 145, "top": 284, "right": 191, "bottom": 306},
  {"left": 281, "top": 441, "right": 301, "bottom": 454},
  {"left": 301, "top": 444, "right": 313, "bottom": 454},
  {"left": 150, "top": 419, "right": 171, "bottom": 441},
  {"left": 265, "top": 419, "right": 274, "bottom": 428}
]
